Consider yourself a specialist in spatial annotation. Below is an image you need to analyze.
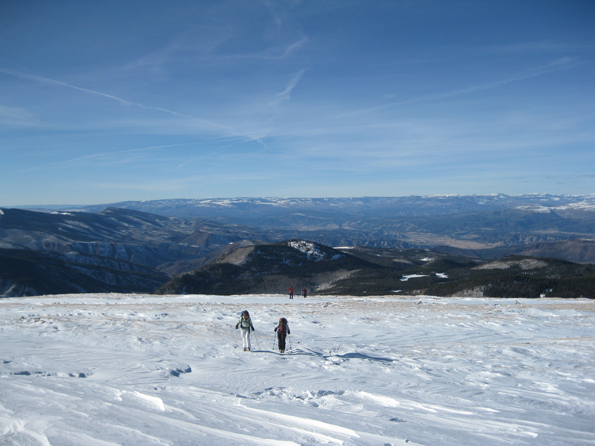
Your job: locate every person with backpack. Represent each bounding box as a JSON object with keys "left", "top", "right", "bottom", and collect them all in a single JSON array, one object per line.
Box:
[
  {"left": 274, "top": 317, "right": 290, "bottom": 353},
  {"left": 235, "top": 310, "right": 255, "bottom": 351}
]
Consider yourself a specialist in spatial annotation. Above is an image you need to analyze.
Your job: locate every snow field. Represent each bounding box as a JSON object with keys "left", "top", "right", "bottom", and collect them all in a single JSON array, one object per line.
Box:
[{"left": 1, "top": 294, "right": 594, "bottom": 445}]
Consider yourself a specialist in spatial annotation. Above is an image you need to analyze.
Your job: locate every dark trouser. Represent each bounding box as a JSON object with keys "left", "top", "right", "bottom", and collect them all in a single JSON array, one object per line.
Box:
[{"left": 277, "top": 332, "right": 286, "bottom": 351}]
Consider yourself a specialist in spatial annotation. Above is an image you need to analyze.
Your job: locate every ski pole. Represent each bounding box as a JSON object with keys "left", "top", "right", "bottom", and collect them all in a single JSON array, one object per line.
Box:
[{"left": 253, "top": 330, "right": 261, "bottom": 350}]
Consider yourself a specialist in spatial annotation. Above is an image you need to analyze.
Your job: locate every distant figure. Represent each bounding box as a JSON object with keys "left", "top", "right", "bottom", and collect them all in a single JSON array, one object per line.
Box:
[
  {"left": 289, "top": 287, "right": 294, "bottom": 299},
  {"left": 235, "top": 310, "right": 255, "bottom": 351},
  {"left": 274, "top": 317, "right": 290, "bottom": 353},
  {"left": 302, "top": 288, "right": 307, "bottom": 298}
]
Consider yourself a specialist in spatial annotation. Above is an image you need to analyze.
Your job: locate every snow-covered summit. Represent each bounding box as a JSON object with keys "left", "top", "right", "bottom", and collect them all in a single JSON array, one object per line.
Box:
[{"left": 287, "top": 240, "right": 344, "bottom": 261}]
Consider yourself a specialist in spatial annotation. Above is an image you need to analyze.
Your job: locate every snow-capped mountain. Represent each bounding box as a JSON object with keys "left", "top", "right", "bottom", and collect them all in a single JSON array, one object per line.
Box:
[{"left": 57, "top": 193, "right": 593, "bottom": 220}]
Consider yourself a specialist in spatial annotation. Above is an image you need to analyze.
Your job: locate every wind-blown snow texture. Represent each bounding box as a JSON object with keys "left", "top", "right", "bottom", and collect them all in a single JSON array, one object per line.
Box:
[{"left": 1, "top": 294, "right": 594, "bottom": 445}]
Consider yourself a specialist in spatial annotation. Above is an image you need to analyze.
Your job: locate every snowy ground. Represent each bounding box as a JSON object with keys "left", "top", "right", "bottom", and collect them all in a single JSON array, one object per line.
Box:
[{"left": 1, "top": 294, "right": 594, "bottom": 446}]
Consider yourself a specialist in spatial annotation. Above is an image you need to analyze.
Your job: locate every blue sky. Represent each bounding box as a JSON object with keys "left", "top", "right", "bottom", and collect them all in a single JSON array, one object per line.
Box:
[{"left": 1, "top": 0, "right": 594, "bottom": 206}]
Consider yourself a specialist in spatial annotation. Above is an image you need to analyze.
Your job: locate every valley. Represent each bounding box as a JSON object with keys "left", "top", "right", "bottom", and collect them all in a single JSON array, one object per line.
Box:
[{"left": 2, "top": 195, "right": 595, "bottom": 297}]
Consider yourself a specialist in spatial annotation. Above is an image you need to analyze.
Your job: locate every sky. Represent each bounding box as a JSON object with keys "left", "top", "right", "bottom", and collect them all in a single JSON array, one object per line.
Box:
[{"left": 1, "top": 0, "right": 594, "bottom": 206}]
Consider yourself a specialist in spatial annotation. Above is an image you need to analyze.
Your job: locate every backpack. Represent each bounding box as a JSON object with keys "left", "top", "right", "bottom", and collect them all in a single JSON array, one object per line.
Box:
[{"left": 278, "top": 318, "right": 288, "bottom": 334}]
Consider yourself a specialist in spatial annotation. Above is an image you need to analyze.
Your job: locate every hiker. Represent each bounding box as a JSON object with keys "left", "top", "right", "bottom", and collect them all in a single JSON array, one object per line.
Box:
[
  {"left": 235, "top": 310, "right": 255, "bottom": 351},
  {"left": 274, "top": 317, "right": 290, "bottom": 353},
  {"left": 302, "top": 288, "right": 307, "bottom": 298},
  {"left": 289, "top": 287, "right": 294, "bottom": 299}
]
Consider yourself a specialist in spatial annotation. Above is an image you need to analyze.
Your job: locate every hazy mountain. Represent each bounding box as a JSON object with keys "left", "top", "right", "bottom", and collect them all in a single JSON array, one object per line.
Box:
[
  {"left": 70, "top": 195, "right": 595, "bottom": 253},
  {"left": 73, "top": 194, "right": 595, "bottom": 222},
  {"left": 0, "top": 207, "right": 276, "bottom": 272},
  {"left": 13, "top": 194, "right": 595, "bottom": 254},
  {"left": 0, "top": 248, "right": 170, "bottom": 297},
  {"left": 435, "top": 238, "right": 595, "bottom": 264}
]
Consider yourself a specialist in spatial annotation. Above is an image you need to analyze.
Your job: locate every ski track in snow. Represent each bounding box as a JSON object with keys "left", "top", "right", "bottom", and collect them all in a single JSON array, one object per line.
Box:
[{"left": 1, "top": 294, "right": 594, "bottom": 445}]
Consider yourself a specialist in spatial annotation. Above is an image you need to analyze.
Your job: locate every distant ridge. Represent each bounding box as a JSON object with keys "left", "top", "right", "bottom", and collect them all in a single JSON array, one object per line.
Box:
[
  {"left": 12, "top": 194, "right": 595, "bottom": 218},
  {"left": 69, "top": 194, "right": 595, "bottom": 219},
  {"left": 156, "top": 240, "right": 595, "bottom": 298},
  {"left": 155, "top": 240, "right": 379, "bottom": 296}
]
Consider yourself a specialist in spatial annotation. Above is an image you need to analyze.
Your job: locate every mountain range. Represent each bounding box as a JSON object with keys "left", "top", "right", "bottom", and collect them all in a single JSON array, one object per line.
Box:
[
  {"left": 2, "top": 194, "right": 595, "bottom": 297},
  {"left": 26, "top": 194, "right": 595, "bottom": 252}
]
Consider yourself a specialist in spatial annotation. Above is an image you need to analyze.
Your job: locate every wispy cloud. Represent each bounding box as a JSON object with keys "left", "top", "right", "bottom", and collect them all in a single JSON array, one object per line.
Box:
[
  {"left": 121, "top": 41, "right": 184, "bottom": 77},
  {"left": 281, "top": 35, "right": 308, "bottom": 59},
  {"left": 214, "top": 35, "right": 308, "bottom": 62},
  {"left": 0, "top": 68, "right": 229, "bottom": 133},
  {"left": 18, "top": 143, "right": 193, "bottom": 173},
  {"left": 0, "top": 68, "right": 136, "bottom": 106},
  {"left": 486, "top": 40, "right": 595, "bottom": 54},
  {"left": 95, "top": 169, "right": 288, "bottom": 192},
  {"left": 0, "top": 104, "right": 41, "bottom": 127},
  {"left": 338, "top": 57, "right": 582, "bottom": 119},
  {"left": 269, "top": 69, "right": 306, "bottom": 106}
]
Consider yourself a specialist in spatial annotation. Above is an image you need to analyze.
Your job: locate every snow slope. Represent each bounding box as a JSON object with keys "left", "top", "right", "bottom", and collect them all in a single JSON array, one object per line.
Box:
[{"left": 1, "top": 294, "right": 594, "bottom": 445}]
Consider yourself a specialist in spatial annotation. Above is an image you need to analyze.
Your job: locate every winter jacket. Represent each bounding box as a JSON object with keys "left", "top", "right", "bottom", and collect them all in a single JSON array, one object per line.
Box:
[
  {"left": 236, "top": 316, "right": 254, "bottom": 331},
  {"left": 274, "top": 324, "right": 290, "bottom": 335}
]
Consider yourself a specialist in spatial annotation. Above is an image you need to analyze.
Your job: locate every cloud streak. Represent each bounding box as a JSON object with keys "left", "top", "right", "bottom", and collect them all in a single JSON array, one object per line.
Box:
[
  {"left": 0, "top": 68, "right": 136, "bottom": 106},
  {"left": 0, "top": 104, "right": 41, "bottom": 127},
  {"left": 0, "top": 68, "right": 230, "bottom": 133},
  {"left": 337, "top": 57, "right": 584, "bottom": 119},
  {"left": 18, "top": 143, "right": 193, "bottom": 173},
  {"left": 269, "top": 69, "right": 306, "bottom": 106}
]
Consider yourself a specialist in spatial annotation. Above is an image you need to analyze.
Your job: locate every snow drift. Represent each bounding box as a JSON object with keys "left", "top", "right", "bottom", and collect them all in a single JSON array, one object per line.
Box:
[{"left": 1, "top": 294, "right": 594, "bottom": 445}]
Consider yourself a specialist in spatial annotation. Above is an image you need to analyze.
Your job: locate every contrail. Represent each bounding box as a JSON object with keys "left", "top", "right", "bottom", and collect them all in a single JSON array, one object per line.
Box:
[
  {"left": 270, "top": 69, "right": 306, "bottom": 105},
  {"left": 0, "top": 68, "right": 135, "bottom": 106},
  {"left": 0, "top": 68, "right": 227, "bottom": 130}
]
